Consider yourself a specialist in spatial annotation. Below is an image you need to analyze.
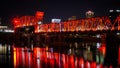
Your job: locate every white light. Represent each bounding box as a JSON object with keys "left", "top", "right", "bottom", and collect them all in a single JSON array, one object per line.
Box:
[
  {"left": 96, "top": 34, "right": 101, "bottom": 38},
  {"left": 116, "top": 32, "right": 120, "bottom": 35},
  {"left": 51, "top": 19, "right": 61, "bottom": 23},
  {"left": 109, "top": 10, "right": 114, "bottom": 12},
  {"left": 116, "top": 10, "right": 120, "bottom": 12},
  {"left": 38, "top": 21, "right": 42, "bottom": 24},
  {"left": 4, "top": 29, "right": 14, "bottom": 32},
  {"left": 97, "top": 42, "right": 101, "bottom": 48}
]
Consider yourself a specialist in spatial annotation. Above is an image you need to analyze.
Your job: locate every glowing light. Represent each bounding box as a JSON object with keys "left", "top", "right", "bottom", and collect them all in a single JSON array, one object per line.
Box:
[
  {"left": 13, "top": 48, "right": 17, "bottom": 68},
  {"left": 91, "top": 62, "right": 96, "bottom": 68},
  {"left": 85, "top": 61, "right": 90, "bottom": 68},
  {"left": 109, "top": 10, "right": 114, "bottom": 12},
  {"left": 13, "top": 18, "right": 20, "bottom": 26},
  {"left": 51, "top": 19, "right": 61, "bottom": 23},
  {"left": 79, "top": 58, "right": 84, "bottom": 68},
  {"left": 116, "top": 10, "right": 120, "bottom": 12},
  {"left": 97, "top": 42, "right": 101, "bottom": 48},
  {"left": 35, "top": 11, "right": 44, "bottom": 21},
  {"left": 69, "top": 55, "right": 75, "bottom": 68},
  {"left": 99, "top": 43, "right": 106, "bottom": 56}
]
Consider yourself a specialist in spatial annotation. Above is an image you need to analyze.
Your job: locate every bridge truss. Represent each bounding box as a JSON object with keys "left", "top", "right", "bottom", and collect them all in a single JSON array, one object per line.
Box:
[
  {"left": 36, "top": 15, "right": 120, "bottom": 33},
  {"left": 13, "top": 13, "right": 120, "bottom": 33}
]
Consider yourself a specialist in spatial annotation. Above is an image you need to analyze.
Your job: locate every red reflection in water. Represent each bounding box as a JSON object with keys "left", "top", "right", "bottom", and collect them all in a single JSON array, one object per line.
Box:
[
  {"left": 13, "top": 47, "right": 33, "bottom": 68},
  {"left": 118, "top": 46, "right": 120, "bottom": 65},
  {"left": 79, "top": 58, "right": 84, "bottom": 68},
  {"left": 75, "top": 57, "right": 78, "bottom": 68},
  {"left": 61, "top": 54, "right": 67, "bottom": 68},
  {"left": 13, "top": 47, "right": 107, "bottom": 68},
  {"left": 91, "top": 62, "right": 96, "bottom": 68},
  {"left": 84, "top": 61, "right": 90, "bottom": 68},
  {"left": 99, "top": 43, "right": 106, "bottom": 56},
  {"left": 54, "top": 53, "right": 60, "bottom": 68},
  {"left": 69, "top": 55, "right": 75, "bottom": 68}
]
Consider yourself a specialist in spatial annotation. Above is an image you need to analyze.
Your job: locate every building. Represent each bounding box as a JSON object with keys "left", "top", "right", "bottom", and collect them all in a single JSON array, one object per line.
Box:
[
  {"left": 0, "top": 18, "right": 14, "bottom": 32},
  {"left": 85, "top": 10, "right": 94, "bottom": 18}
]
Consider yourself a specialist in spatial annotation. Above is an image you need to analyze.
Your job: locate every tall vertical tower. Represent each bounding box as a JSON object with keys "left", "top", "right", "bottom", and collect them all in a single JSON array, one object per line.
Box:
[
  {"left": 35, "top": 11, "right": 44, "bottom": 24},
  {"left": 35, "top": 11, "right": 44, "bottom": 32}
]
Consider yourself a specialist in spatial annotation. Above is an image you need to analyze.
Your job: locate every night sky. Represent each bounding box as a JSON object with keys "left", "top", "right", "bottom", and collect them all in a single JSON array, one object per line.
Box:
[{"left": 0, "top": 0, "right": 120, "bottom": 25}]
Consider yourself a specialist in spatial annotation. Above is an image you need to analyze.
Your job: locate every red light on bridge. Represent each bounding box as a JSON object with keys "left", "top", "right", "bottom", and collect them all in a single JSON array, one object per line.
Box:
[
  {"left": 35, "top": 11, "right": 44, "bottom": 21},
  {"left": 14, "top": 20, "right": 19, "bottom": 24},
  {"left": 13, "top": 18, "right": 20, "bottom": 26}
]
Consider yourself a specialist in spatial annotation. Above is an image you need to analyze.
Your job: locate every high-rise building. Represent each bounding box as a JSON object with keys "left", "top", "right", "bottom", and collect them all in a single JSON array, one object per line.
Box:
[{"left": 85, "top": 10, "right": 94, "bottom": 18}]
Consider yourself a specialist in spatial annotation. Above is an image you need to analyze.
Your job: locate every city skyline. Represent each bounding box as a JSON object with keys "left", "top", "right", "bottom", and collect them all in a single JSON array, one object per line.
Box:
[{"left": 0, "top": 0, "right": 120, "bottom": 25}]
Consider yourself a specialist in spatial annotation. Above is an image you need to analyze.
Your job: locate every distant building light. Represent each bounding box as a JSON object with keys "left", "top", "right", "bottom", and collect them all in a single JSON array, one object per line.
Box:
[
  {"left": 116, "top": 32, "right": 120, "bottom": 35},
  {"left": 4, "top": 29, "right": 14, "bottom": 33},
  {"left": 86, "top": 10, "right": 94, "bottom": 18},
  {"left": 109, "top": 10, "right": 114, "bottom": 12},
  {"left": 116, "top": 10, "right": 120, "bottom": 12},
  {"left": 51, "top": 19, "right": 61, "bottom": 23},
  {"left": 0, "top": 26, "right": 8, "bottom": 29}
]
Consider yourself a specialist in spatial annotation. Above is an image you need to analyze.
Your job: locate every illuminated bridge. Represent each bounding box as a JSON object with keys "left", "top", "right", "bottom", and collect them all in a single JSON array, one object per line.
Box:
[
  {"left": 36, "top": 16, "right": 120, "bottom": 33},
  {"left": 13, "top": 12, "right": 120, "bottom": 33},
  {"left": 12, "top": 11, "right": 120, "bottom": 67},
  {"left": 12, "top": 11, "right": 120, "bottom": 45},
  {"left": 11, "top": 11, "right": 120, "bottom": 44}
]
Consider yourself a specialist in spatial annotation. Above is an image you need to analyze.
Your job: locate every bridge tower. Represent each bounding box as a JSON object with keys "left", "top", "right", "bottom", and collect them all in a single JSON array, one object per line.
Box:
[
  {"left": 35, "top": 11, "right": 44, "bottom": 32},
  {"left": 12, "top": 11, "right": 44, "bottom": 47}
]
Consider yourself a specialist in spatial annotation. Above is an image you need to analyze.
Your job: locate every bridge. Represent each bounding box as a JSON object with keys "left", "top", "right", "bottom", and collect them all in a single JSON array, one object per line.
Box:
[
  {"left": 12, "top": 11, "right": 120, "bottom": 33},
  {"left": 12, "top": 11, "right": 120, "bottom": 46},
  {"left": 12, "top": 11, "right": 120, "bottom": 67}
]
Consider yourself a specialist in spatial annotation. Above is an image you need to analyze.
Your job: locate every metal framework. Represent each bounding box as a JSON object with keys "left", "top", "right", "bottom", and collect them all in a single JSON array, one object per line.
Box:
[{"left": 13, "top": 14, "right": 120, "bottom": 33}]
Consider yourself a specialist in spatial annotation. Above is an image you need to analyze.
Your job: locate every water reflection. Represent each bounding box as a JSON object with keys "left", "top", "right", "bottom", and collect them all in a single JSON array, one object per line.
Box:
[
  {"left": 0, "top": 44, "right": 13, "bottom": 68},
  {"left": 12, "top": 42, "right": 106, "bottom": 68},
  {"left": 0, "top": 42, "right": 119, "bottom": 68}
]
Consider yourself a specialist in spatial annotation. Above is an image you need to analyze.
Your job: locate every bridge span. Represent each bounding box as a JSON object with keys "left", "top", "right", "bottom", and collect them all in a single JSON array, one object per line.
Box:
[{"left": 13, "top": 14, "right": 120, "bottom": 33}]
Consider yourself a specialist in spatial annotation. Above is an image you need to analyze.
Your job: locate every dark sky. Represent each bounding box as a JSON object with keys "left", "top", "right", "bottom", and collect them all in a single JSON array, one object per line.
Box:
[{"left": 0, "top": 0, "right": 120, "bottom": 25}]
